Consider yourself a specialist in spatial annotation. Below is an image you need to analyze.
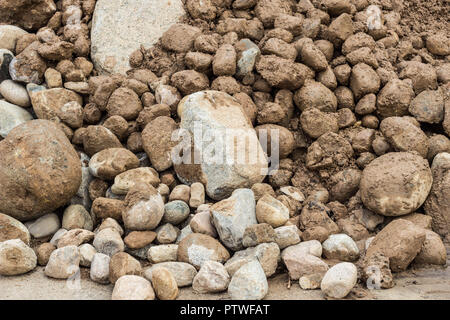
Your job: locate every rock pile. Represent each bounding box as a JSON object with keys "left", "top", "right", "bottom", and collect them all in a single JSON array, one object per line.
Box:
[{"left": 0, "top": 0, "right": 449, "bottom": 300}]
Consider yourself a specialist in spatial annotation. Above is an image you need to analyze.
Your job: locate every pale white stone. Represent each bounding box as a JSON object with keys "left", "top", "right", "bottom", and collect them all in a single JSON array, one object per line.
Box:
[
  {"left": 91, "top": 0, "right": 185, "bottom": 75},
  {"left": 321, "top": 262, "right": 358, "bottom": 298}
]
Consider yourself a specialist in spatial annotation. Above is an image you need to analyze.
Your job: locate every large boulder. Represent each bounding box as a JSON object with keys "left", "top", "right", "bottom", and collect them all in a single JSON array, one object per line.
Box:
[
  {"left": 424, "top": 153, "right": 450, "bottom": 238},
  {"left": 175, "top": 90, "right": 268, "bottom": 200},
  {"left": 360, "top": 152, "right": 432, "bottom": 216},
  {"left": 0, "top": 120, "right": 81, "bottom": 221},
  {"left": 91, "top": 0, "right": 185, "bottom": 75}
]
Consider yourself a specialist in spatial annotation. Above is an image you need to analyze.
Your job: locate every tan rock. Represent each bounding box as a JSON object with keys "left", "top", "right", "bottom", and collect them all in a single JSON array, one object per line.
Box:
[
  {"left": 0, "top": 213, "right": 30, "bottom": 244},
  {"left": 177, "top": 233, "right": 230, "bottom": 269},
  {"left": 89, "top": 148, "right": 139, "bottom": 180},
  {"left": 109, "top": 252, "right": 142, "bottom": 284},
  {"left": 124, "top": 231, "right": 157, "bottom": 249},
  {"left": 366, "top": 219, "right": 426, "bottom": 272},
  {"left": 151, "top": 267, "right": 179, "bottom": 300},
  {"left": 142, "top": 116, "right": 178, "bottom": 172},
  {"left": 112, "top": 275, "right": 155, "bottom": 300},
  {"left": 0, "top": 120, "right": 81, "bottom": 221}
]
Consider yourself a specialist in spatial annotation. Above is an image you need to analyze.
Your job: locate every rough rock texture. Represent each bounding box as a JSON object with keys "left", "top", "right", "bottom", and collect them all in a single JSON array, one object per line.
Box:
[
  {"left": 91, "top": 0, "right": 185, "bottom": 74},
  {"left": 0, "top": 120, "right": 81, "bottom": 221},
  {"left": 320, "top": 262, "right": 357, "bottom": 299},
  {"left": 224, "top": 242, "right": 280, "bottom": 278},
  {"left": 281, "top": 241, "right": 328, "bottom": 280},
  {"left": 44, "top": 245, "right": 80, "bottom": 279},
  {"left": 210, "top": 188, "right": 257, "bottom": 251},
  {"left": 0, "top": 213, "right": 30, "bottom": 244},
  {"left": 123, "top": 183, "right": 165, "bottom": 231},
  {"left": 192, "top": 261, "right": 230, "bottom": 293},
  {"left": 322, "top": 234, "right": 360, "bottom": 262},
  {"left": 175, "top": 91, "right": 268, "bottom": 200},
  {"left": 0, "top": 0, "right": 56, "bottom": 31},
  {"left": 424, "top": 153, "right": 450, "bottom": 237},
  {"left": 360, "top": 152, "right": 433, "bottom": 216},
  {"left": 414, "top": 230, "right": 447, "bottom": 265},
  {"left": 366, "top": 219, "right": 426, "bottom": 272},
  {"left": 228, "top": 260, "right": 268, "bottom": 300},
  {"left": 0, "top": 100, "right": 33, "bottom": 138},
  {"left": 177, "top": 233, "right": 230, "bottom": 269}
]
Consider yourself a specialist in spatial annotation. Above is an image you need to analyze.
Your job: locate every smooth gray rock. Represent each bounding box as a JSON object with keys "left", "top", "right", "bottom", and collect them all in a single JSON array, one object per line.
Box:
[
  {"left": 27, "top": 213, "right": 60, "bottom": 238},
  {"left": 90, "top": 253, "right": 111, "bottom": 284},
  {"left": 93, "top": 228, "right": 125, "bottom": 257}
]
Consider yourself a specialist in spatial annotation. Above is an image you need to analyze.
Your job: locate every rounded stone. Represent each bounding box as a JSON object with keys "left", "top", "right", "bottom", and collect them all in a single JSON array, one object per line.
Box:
[
  {"left": 360, "top": 152, "right": 433, "bottom": 216},
  {"left": 36, "top": 242, "right": 56, "bottom": 266},
  {"left": 90, "top": 253, "right": 111, "bottom": 284},
  {"left": 144, "top": 262, "right": 197, "bottom": 287},
  {"left": 44, "top": 245, "right": 80, "bottom": 279},
  {"left": 93, "top": 228, "right": 125, "bottom": 257},
  {"left": 0, "top": 239, "right": 37, "bottom": 275},
  {"left": 322, "top": 234, "right": 360, "bottom": 262},
  {"left": 177, "top": 233, "right": 230, "bottom": 269},
  {"left": 0, "top": 213, "right": 30, "bottom": 244},
  {"left": 27, "top": 213, "right": 60, "bottom": 238},
  {"left": 112, "top": 275, "right": 155, "bottom": 300},
  {"left": 256, "top": 194, "right": 289, "bottom": 227},
  {"left": 79, "top": 244, "right": 97, "bottom": 267},
  {"left": 109, "top": 252, "right": 142, "bottom": 284},
  {"left": 228, "top": 260, "right": 268, "bottom": 300},
  {"left": 163, "top": 200, "right": 191, "bottom": 225},
  {"left": 62, "top": 204, "right": 93, "bottom": 231},
  {"left": 151, "top": 267, "right": 179, "bottom": 300},
  {"left": 0, "top": 80, "right": 30, "bottom": 107},
  {"left": 0, "top": 100, "right": 33, "bottom": 138},
  {"left": 320, "top": 262, "right": 357, "bottom": 299},
  {"left": 0, "top": 120, "right": 81, "bottom": 221},
  {"left": 175, "top": 90, "right": 268, "bottom": 201},
  {"left": 89, "top": 148, "right": 140, "bottom": 181},
  {"left": 123, "top": 183, "right": 165, "bottom": 231}
]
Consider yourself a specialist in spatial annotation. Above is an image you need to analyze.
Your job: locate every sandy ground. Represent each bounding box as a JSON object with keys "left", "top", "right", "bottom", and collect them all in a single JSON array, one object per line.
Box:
[{"left": 1, "top": 246, "right": 449, "bottom": 300}]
